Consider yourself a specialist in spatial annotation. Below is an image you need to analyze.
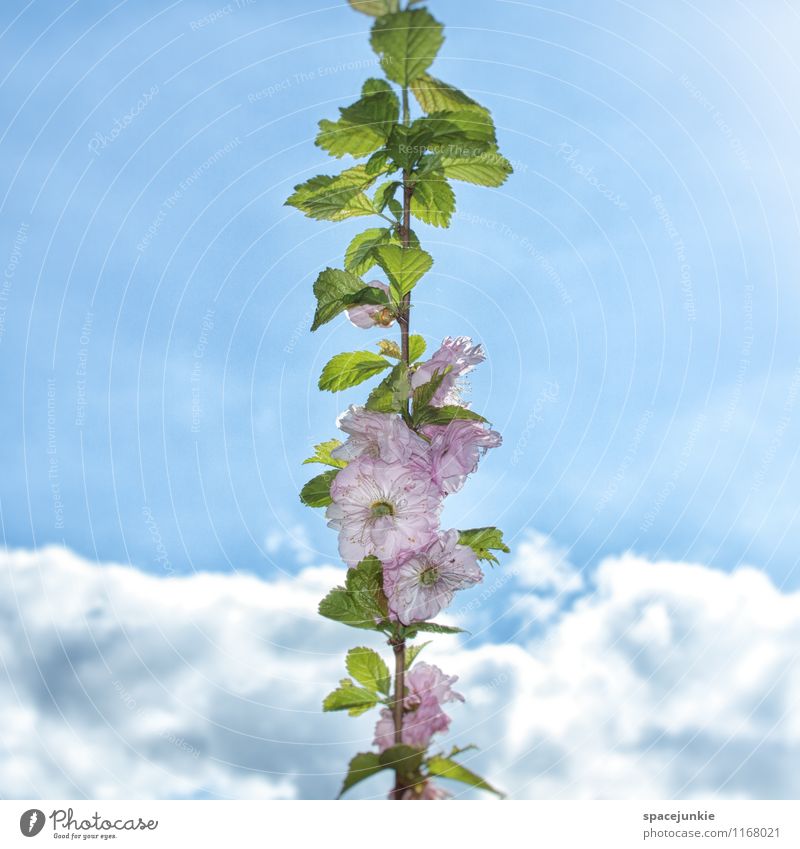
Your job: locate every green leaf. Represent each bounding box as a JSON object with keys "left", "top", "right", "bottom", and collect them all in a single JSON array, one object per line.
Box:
[
  {"left": 348, "top": 0, "right": 398, "bottom": 17},
  {"left": 318, "top": 555, "right": 389, "bottom": 630},
  {"left": 409, "top": 334, "right": 427, "bottom": 362},
  {"left": 344, "top": 227, "right": 394, "bottom": 275},
  {"left": 316, "top": 79, "right": 399, "bottom": 159},
  {"left": 458, "top": 527, "right": 510, "bottom": 564},
  {"left": 323, "top": 678, "right": 379, "bottom": 716},
  {"left": 410, "top": 172, "right": 455, "bottom": 227},
  {"left": 338, "top": 752, "right": 388, "bottom": 798},
  {"left": 319, "top": 351, "right": 392, "bottom": 392},
  {"left": 303, "top": 439, "right": 347, "bottom": 469},
  {"left": 376, "top": 334, "right": 425, "bottom": 362},
  {"left": 413, "top": 109, "right": 496, "bottom": 156},
  {"left": 373, "top": 244, "right": 433, "bottom": 301},
  {"left": 365, "top": 362, "right": 411, "bottom": 412},
  {"left": 407, "top": 622, "right": 464, "bottom": 635},
  {"left": 411, "top": 366, "right": 451, "bottom": 411},
  {"left": 285, "top": 165, "right": 377, "bottom": 221},
  {"left": 311, "top": 267, "right": 386, "bottom": 331},
  {"left": 405, "top": 640, "right": 431, "bottom": 669},
  {"left": 426, "top": 755, "right": 504, "bottom": 797},
  {"left": 380, "top": 744, "right": 425, "bottom": 781},
  {"left": 438, "top": 145, "right": 513, "bottom": 187},
  {"left": 410, "top": 73, "right": 485, "bottom": 114},
  {"left": 369, "top": 9, "right": 444, "bottom": 86},
  {"left": 346, "top": 647, "right": 391, "bottom": 695},
  {"left": 387, "top": 197, "right": 403, "bottom": 221},
  {"left": 299, "top": 469, "right": 338, "bottom": 507},
  {"left": 373, "top": 180, "right": 400, "bottom": 212},
  {"left": 376, "top": 338, "right": 401, "bottom": 359},
  {"left": 413, "top": 404, "right": 488, "bottom": 427}
]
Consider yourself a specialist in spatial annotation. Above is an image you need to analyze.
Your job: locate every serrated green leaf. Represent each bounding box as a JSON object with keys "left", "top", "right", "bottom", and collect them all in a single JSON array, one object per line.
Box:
[
  {"left": 285, "top": 165, "right": 378, "bottom": 221},
  {"left": 404, "top": 640, "right": 431, "bottom": 669},
  {"left": 323, "top": 678, "right": 379, "bottom": 715},
  {"left": 300, "top": 469, "right": 338, "bottom": 507},
  {"left": 344, "top": 227, "right": 393, "bottom": 275},
  {"left": 346, "top": 647, "right": 391, "bottom": 695},
  {"left": 410, "top": 73, "right": 485, "bottom": 114},
  {"left": 437, "top": 145, "right": 513, "bottom": 187},
  {"left": 376, "top": 334, "right": 425, "bottom": 362},
  {"left": 413, "top": 109, "right": 496, "bottom": 157},
  {"left": 407, "top": 622, "right": 464, "bottom": 635},
  {"left": 386, "top": 197, "right": 403, "bottom": 220},
  {"left": 369, "top": 9, "right": 444, "bottom": 86},
  {"left": 373, "top": 179, "right": 400, "bottom": 212},
  {"left": 316, "top": 79, "right": 399, "bottom": 159},
  {"left": 311, "top": 267, "right": 386, "bottom": 331},
  {"left": 411, "top": 365, "right": 451, "bottom": 411},
  {"left": 410, "top": 172, "right": 455, "bottom": 227},
  {"left": 338, "top": 751, "right": 388, "bottom": 798},
  {"left": 458, "top": 527, "right": 510, "bottom": 564},
  {"left": 373, "top": 244, "right": 433, "bottom": 301},
  {"left": 303, "top": 438, "right": 347, "bottom": 469},
  {"left": 318, "top": 555, "right": 390, "bottom": 630},
  {"left": 348, "top": 0, "right": 398, "bottom": 17},
  {"left": 365, "top": 362, "right": 411, "bottom": 412},
  {"left": 319, "top": 351, "right": 392, "bottom": 393},
  {"left": 426, "top": 755, "right": 504, "bottom": 797},
  {"left": 380, "top": 744, "right": 425, "bottom": 781},
  {"left": 377, "top": 338, "right": 401, "bottom": 358},
  {"left": 414, "top": 404, "right": 488, "bottom": 427}
]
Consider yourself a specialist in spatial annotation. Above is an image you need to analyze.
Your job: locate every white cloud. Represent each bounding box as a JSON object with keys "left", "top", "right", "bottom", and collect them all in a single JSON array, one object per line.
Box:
[{"left": 0, "top": 542, "right": 798, "bottom": 800}]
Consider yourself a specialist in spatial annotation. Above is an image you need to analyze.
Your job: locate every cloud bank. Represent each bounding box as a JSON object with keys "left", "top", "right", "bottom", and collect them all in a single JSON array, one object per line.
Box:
[{"left": 0, "top": 537, "right": 797, "bottom": 799}]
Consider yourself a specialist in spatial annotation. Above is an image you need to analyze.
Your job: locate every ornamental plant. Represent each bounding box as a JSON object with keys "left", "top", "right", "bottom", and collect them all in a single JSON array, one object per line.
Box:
[{"left": 286, "top": 0, "right": 512, "bottom": 800}]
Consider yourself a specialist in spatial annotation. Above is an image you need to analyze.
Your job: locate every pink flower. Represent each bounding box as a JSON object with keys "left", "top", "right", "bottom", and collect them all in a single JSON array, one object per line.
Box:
[
  {"left": 410, "top": 336, "right": 485, "bottom": 406},
  {"left": 374, "top": 662, "right": 463, "bottom": 752},
  {"left": 346, "top": 280, "right": 393, "bottom": 329},
  {"left": 422, "top": 420, "right": 502, "bottom": 495},
  {"left": 384, "top": 530, "right": 483, "bottom": 624},
  {"left": 326, "top": 456, "right": 441, "bottom": 567},
  {"left": 331, "top": 407, "right": 428, "bottom": 465}
]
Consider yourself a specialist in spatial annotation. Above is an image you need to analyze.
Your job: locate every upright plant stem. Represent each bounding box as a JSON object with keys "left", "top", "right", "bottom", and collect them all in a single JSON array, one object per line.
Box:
[{"left": 390, "top": 83, "right": 413, "bottom": 798}]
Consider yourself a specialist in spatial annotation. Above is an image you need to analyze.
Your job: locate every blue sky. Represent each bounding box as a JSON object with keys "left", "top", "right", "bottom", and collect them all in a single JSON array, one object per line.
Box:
[
  {"left": 1, "top": 0, "right": 800, "bottom": 801},
  {"left": 2, "top": 0, "right": 798, "bottom": 589}
]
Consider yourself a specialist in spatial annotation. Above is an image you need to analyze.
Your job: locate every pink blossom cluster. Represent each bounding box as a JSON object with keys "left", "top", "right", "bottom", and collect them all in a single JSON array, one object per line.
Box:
[
  {"left": 373, "top": 662, "right": 463, "bottom": 752},
  {"left": 325, "top": 334, "right": 501, "bottom": 755}
]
